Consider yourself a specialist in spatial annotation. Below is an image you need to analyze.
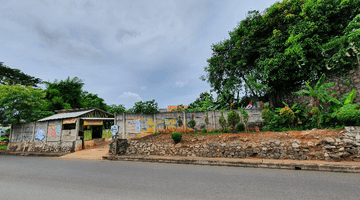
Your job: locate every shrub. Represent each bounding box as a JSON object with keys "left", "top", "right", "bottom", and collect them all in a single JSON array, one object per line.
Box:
[
  {"left": 154, "top": 131, "right": 160, "bottom": 136},
  {"left": 224, "top": 128, "right": 231, "bottom": 133},
  {"left": 202, "top": 128, "right": 207, "bottom": 133},
  {"left": 236, "top": 123, "right": 245, "bottom": 132},
  {"left": 209, "top": 129, "right": 221, "bottom": 134},
  {"left": 171, "top": 132, "right": 182, "bottom": 143},
  {"left": 280, "top": 106, "right": 295, "bottom": 125},
  {"left": 219, "top": 111, "right": 227, "bottom": 130},
  {"left": 188, "top": 119, "right": 196, "bottom": 128},
  {"left": 261, "top": 104, "right": 273, "bottom": 125},
  {"left": 205, "top": 112, "right": 209, "bottom": 125},
  {"left": 337, "top": 104, "right": 360, "bottom": 126},
  {"left": 227, "top": 111, "right": 240, "bottom": 128},
  {"left": 311, "top": 107, "right": 320, "bottom": 126},
  {"left": 177, "top": 115, "right": 183, "bottom": 127}
]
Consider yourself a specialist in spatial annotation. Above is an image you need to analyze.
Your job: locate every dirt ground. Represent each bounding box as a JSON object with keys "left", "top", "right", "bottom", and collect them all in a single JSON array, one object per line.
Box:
[{"left": 139, "top": 129, "right": 344, "bottom": 146}]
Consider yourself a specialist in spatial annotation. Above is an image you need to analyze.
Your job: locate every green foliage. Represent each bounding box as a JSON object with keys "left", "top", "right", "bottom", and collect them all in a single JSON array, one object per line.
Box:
[
  {"left": 224, "top": 128, "right": 231, "bottom": 133},
  {"left": 280, "top": 106, "right": 295, "bottom": 125},
  {"left": 106, "top": 104, "right": 126, "bottom": 114},
  {"left": 290, "top": 102, "right": 310, "bottom": 123},
  {"left": 188, "top": 119, "right": 196, "bottom": 128},
  {"left": 5, "top": 129, "right": 10, "bottom": 137},
  {"left": 219, "top": 111, "right": 227, "bottom": 130},
  {"left": 202, "top": 128, "right": 207, "bottom": 133},
  {"left": 261, "top": 106, "right": 273, "bottom": 125},
  {"left": 177, "top": 117, "right": 183, "bottom": 127},
  {"left": 337, "top": 104, "right": 360, "bottom": 126},
  {"left": 128, "top": 99, "right": 159, "bottom": 114},
  {"left": 0, "top": 84, "right": 53, "bottom": 126},
  {"left": 43, "top": 77, "right": 84, "bottom": 111},
  {"left": 311, "top": 107, "right": 320, "bottom": 126},
  {"left": 171, "top": 132, "right": 182, "bottom": 143},
  {"left": 227, "top": 111, "right": 240, "bottom": 131},
  {"left": 154, "top": 131, "right": 160, "bottom": 136},
  {"left": 239, "top": 108, "right": 249, "bottom": 124},
  {"left": 0, "top": 62, "right": 41, "bottom": 86},
  {"left": 209, "top": 129, "right": 222, "bottom": 134},
  {"left": 205, "top": 112, "right": 209, "bottom": 125},
  {"left": 203, "top": 0, "right": 359, "bottom": 104},
  {"left": 81, "top": 91, "right": 108, "bottom": 111},
  {"left": 236, "top": 123, "right": 245, "bottom": 132},
  {"left": 0, "top": 145, "right": 7, "bottom": 150},
  {"left": 293, "top": 74, "right": 339, "bottom": 107}
]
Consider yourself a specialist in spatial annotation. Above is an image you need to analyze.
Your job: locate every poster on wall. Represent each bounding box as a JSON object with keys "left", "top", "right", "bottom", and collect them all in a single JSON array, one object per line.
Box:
[
  {"left": 63, "top": 118, "right": 77, "bottom": 124},
  {"left": 47, "top": 125, "right": 62, "bottom": 137},
  {"left": 35, "top": 128, "right": 46, "bottom": 141},
  {"left": 127, "top": 119, "right": 140, "bottom": 133},
  {"left": 83, "top": 120, "right": 103, "bottom": 125},
  {"left": 111, "top": 125, "right": 118, "bottom": 136}
]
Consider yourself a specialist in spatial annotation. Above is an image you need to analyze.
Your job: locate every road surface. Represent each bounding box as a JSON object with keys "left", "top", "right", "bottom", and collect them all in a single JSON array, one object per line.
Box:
[{"left": 1, "top": 155, "right": 360, "bottom": 200}]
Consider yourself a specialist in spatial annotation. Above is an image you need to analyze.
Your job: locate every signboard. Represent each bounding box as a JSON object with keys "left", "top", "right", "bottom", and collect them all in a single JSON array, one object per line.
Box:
[
  {"left": 111, "top": 125, "right": 118, "bottom": 136},
  {"left": 63, "top": 118, "right": 77, "bottom": 124},
  {"left": 83, "top": 120, "right": 103, "bottom": 126}
]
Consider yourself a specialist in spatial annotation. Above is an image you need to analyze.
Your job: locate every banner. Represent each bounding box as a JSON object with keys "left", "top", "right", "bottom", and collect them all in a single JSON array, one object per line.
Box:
[
  {"left": 63, "top": 118, "right": 77, "bottom": 124},
  {"left": 83, "top": 120, "right": 103, "bottom": 126}
]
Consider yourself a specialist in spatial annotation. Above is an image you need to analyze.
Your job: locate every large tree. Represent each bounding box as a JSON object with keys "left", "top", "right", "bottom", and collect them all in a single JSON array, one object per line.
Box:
[
  {"left": 204, "top": 0, "right": 360, "bottom": 106},
  {"left": 127, "top": 100, "right": 159, "bottom": 114},
  {"left": 0, "top": 62, "right": 41, "bottom": 86},
  {"left": 43, "top": 77, "right": 84, "bottom": 111},
  {"left": 0, "top": 85, "right": 53, "bottom": 126}
]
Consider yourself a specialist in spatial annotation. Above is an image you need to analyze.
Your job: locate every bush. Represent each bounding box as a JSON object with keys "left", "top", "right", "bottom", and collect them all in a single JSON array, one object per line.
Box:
[
  {"left": 171, "top": 132, "right": 182, "bottom": 143},
  {"left": 202, "top": 128, "right": 207, "bottom": 133},
  {"left": 236, "top": 123, "right": 245, "bottom": 132},
  {"left": 219, "top": 111, "right": 227, "bottom": 130},
  {"left": 280, "top": 106, "right": 295, "bottom": 125},
  {"left": 227, "top": 111, "right": 240, "bottom": 129},
  {"left": 177, "top": 118, "right": 183, "bottom": 127},
  {"left": 154, "top": 131, "right": 160, "bottom": 136},
  {"left": 311, "top": 107, "right": 320, "bottom": 126},
  {"left": 337, "top": 104, "right": 360, "bottom": 126},
  {"left": 209, "top": 129, "right": 221, "bottom": 134},
  {"left": 261, "top": 104, "right": 273, "bottom": 125},
  {"left": 188, "top": 120, "right": 196, "bottom": 128},
  {"left": 224, "top": 128, "right": 231, "bottom": 133}
]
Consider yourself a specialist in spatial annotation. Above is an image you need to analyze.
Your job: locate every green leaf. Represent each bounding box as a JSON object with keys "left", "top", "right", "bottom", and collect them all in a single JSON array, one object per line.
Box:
[{"left": 344, "top": 89, "right": 356, "bottom": 105}]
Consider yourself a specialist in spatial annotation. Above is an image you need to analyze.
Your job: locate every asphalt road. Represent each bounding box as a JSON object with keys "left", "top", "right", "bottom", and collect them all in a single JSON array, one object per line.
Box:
[{"left": 1, "top": 155, "right": 360, "bottom": 200}]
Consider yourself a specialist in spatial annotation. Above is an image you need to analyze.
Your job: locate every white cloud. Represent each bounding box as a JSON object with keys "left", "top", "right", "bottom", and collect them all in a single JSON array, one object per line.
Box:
[
  {"left": 118, "top": 91, "right": 142, "bottom": 101},
  {"left": 174, "top": 80, "right": 189, "bottom": 88}
]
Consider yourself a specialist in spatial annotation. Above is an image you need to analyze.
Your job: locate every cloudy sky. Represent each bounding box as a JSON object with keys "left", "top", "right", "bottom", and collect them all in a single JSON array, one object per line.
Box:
[{"left": 1, "top": 0, "right": 278, "bottom": 109}]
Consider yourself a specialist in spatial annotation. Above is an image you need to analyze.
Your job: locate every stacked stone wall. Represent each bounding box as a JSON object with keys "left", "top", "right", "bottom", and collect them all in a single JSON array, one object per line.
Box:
[
  {"left": 282, "top": 68, "right": 360, "bottom": 107},
  {"left": 120, "top": 127, "right": 360, "bottom": 162}
]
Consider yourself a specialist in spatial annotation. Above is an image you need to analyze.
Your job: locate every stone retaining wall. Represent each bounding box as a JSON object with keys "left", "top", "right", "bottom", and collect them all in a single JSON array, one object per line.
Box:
[
  {"left": 7, "top": 141, "right": 81, "bottom": 154},
  {"left": 119, "top": 127, "right": 360, "bottom": 162}
]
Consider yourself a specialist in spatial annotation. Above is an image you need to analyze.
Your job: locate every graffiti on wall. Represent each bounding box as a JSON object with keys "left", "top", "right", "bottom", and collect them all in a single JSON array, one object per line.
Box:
[
  {"left": 47, "top": 125, "right": 62, "bottom": 137},
  {"left": 35, "top": 128, "right": 46, "bottom": 141},
  {"left": 127, "top": 119, "right": 140, "bottom": 133}
]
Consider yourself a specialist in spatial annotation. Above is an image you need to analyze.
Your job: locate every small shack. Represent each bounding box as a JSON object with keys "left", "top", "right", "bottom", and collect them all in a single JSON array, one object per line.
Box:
[
  {"left": 7, "top": 107, "right": 114, "bottom": 154},
  {"left": 38, "top": 107, "right": 114, "bottom": 149}
]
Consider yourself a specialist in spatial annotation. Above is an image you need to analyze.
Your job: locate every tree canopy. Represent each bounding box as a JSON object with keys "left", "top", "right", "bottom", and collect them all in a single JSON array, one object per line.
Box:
[
  {"left": 0, "top": 62, "right": 41, "bottom": 86},
  {"left": 0, "top": 85, "right": 53, "bottom": 126},
  {"left": 203, "top": 0, "right": 360, "bottom": 106}
]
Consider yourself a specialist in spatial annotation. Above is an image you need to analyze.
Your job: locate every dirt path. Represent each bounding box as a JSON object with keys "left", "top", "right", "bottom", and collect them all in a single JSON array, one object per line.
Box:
[{"left": 59, "top": 143, "right": 110, "bottom": 160}]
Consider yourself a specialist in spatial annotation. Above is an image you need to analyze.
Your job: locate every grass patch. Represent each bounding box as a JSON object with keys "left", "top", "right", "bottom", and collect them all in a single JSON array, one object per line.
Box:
[{"left": 0, "top": 145, "right": 7, "bottom": 150}]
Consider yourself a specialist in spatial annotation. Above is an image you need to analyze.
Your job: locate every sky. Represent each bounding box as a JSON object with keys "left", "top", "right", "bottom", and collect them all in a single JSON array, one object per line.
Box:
[{"left": 0, "top": 0, "right": 279, "bottom": 109}]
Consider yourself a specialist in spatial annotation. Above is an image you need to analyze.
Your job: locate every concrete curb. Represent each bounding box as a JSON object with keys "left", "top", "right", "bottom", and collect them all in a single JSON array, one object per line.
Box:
[
  {"left": 103, "top": 155, "right": 360, "bottom": 173},
  {"left": 0, "top": 151, "right": 65, "bottom": 157}
]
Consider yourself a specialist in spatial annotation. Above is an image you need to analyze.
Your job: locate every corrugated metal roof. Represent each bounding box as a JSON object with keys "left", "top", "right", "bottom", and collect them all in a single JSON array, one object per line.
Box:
[
  {"left": 81, "top": 117, "right": 114, "bottom": 120},
  {"left": 38, "top": 109, "right": 95, "bottom": 122}
]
